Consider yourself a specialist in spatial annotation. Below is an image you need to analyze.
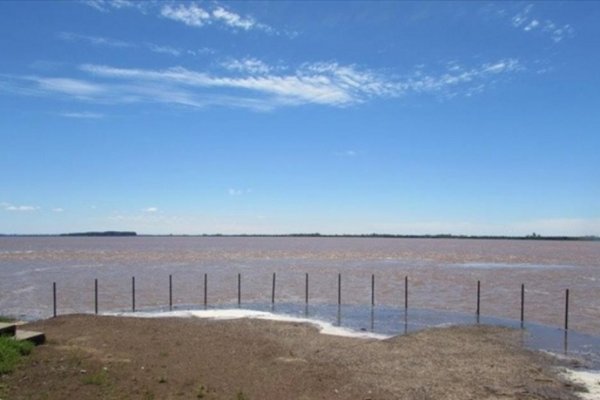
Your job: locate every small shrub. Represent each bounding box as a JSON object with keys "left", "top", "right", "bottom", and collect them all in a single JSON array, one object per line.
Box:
[
  {"left": 82, "top": 369, "right": 109, "bottom": 386},
  {"left": 196, "top": 384, "right": 207, "bottom": 398},
  {"left": 236, "top": 390, "right": 248, "bottom": 400}
]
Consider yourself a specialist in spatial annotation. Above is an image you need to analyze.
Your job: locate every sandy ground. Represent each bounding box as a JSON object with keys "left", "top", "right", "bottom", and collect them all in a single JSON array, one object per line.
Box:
[{"left": 0, "top": 315, "right": 586, "bottom": 400}]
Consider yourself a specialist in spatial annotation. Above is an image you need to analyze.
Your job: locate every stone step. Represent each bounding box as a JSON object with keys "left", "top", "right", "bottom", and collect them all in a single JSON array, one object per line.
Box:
[
  {"left": 15, "top": 330, "right": 45, "bottom": 346},
  {"left": 0, "top": 322, "right": 17, "bottom": 336}
]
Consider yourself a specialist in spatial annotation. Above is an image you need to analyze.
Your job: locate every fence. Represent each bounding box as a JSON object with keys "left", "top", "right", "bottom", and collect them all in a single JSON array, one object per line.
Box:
[{"left": 51, "top": 273, "right": 572, "bottom": 331}]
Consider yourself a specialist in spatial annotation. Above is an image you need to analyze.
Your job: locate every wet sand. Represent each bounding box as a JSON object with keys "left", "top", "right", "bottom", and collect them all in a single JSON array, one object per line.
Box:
[{"left": 0, "top": 315, "right": 586, "bottom": 399}]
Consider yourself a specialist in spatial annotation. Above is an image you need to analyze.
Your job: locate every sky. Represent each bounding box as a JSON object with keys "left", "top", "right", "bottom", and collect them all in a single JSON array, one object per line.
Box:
[{"left": 0, "top": 1, "right": 599, "bottom": 236}]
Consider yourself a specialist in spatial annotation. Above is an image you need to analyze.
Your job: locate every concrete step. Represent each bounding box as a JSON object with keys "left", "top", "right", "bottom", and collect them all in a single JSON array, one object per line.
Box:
[
  {"left": 0, "top": 322, "right": 17, "bottom": 336},
  {"left": 15, "top": 330, "right": 45, "bottom": 346}
]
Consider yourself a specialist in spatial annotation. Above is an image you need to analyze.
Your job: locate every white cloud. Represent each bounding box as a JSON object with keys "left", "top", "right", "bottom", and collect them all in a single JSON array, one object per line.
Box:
[
  {"left": 109, "top": 0, "right": 138, "bottom": 9},
  {"left": 511, "top": 4, "right": 533, "bottom": 28},
  {"left": 143, "top": 207, "right": 159, "bottom": 213},
  {"left": 52, "top": 208, "right": 65, "bottom": 212},
  {"left": 34, "top": 77, "right": 105, "bottom": 97},
  {"left": 58, "top": 31, "right": 191, "bottom": 58},
  {"left": 3, "top": 204, "right": 39, "bottom": 212},
  {"left": 212, "top": 7, "right": 257, "bottom": 31},
  {"left": 84, "top": 1, "right": 279, "bottom": 35},
  {"left": 510, "top": 5, "right": 574, "bottom": 42},
  {"left": 160, "top": 3, "right": 273, "bottom": 33},
  {"left": 543, "top": 22, "right": 575, "bottom": 43},
  {"left": 60, "top": 111, "right": 104, "bottom": 119},
  {"left": 402, "top": 58, "right": 522, "bottom": 98},
  {"left": 83, "top": 0, "right": 148, "bottom": 13},
  {"left": 222, "top": 58, "right": 272, "bottom": 75},
  {"left": 335, "top": 150, "right": 357, "bottom": 157},
  {"left": 161, "top": 3, "right": 211, "bottom": 27},
  {"left": 147, "top": 44, "right": 181, "bottom": 57},
  {"left": 524, "top": 19, "right": 539, "bottom": 32},
  {"left": 58, "top": 32, "right": 132, "bottom": 48},
  {"left": 228, "top": 188, "right": 252, "bottom": 196},
  {"left": 83, "top": 0, "right": 110, "bottom": 12},
  {"left": 187, "top": 48, "right": 215, "bottom": 56},
  {"left": 79, "top": 62, "right": 403, "bottom": 107},
  {"left": 7, "top": 58, "right": 523, "bottom": 111}
]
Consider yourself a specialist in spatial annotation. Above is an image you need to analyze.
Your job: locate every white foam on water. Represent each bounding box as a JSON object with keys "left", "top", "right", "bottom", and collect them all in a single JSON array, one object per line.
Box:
[
  {"left": 106, "top": 308, "right": 391, "bottom": 340},
  {"left": 562, "top": 369, "right": 600, "bottom": 399},
  {"left": 451, "top": 262, "right": 576, "bottom": 269}
]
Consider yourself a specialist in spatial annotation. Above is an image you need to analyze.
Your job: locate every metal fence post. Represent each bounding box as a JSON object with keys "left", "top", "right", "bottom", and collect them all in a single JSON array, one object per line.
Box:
[
  {"left": 272, "top": 273, "right": 276, "bottom": 304},
  {"left": 371, "top": 274, "right": 375, "bottom": 307},
  {"left": 338, "top": 273, "right": 342, "bottom": 305},
  {"left": 520, "top": 283, "right": 525, "bottom": 324},
  {"left": 53, "top": 282, "right": 57, "bottom": 318},
  {"left": 169, "top": 274, "right": 173, "bottom": 311},
  {"left": 476, "top": 280, "right": 481, "bottom": 316},
  {"left": 132, "top": 276, "right": 136, "bottom": 312},
  {"left": 305, "top": 273, "right": 309, "bottom": 304},
  {"left": 404, "top": 276, "right": 408, "bottom": 310},
  {"left": 238, "top": 273, "right": 241, "bottom": 306},
  {"left": 204, "top": 273, "right": 207, "bottom": 307},
  {"left": 565, "top": 289, "right": 570, "bottom": 330}
]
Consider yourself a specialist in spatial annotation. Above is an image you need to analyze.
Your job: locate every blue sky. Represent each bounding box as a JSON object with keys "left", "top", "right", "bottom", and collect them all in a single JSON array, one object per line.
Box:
[{"left": 0, "top": 1, "right": 598, "bottom": 235}]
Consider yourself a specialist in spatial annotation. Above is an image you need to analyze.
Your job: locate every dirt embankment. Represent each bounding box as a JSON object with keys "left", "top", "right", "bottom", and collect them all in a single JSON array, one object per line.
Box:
[{"left": 0, "top": 315, "right": 583, "bottom": 400}]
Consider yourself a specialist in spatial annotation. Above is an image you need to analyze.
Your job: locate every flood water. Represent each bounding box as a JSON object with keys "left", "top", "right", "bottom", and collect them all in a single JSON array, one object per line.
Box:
[{"left": 0, "top": 236, "right": 599, "bottom": 336}]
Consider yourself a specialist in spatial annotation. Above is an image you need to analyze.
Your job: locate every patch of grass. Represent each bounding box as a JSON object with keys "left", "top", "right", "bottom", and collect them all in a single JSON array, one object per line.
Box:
[
  {"left": 82, "top": 369, "right": 110, "bottom": 386},
  {"left": 0, "top": 316, "right": 15, "bottom": 323},
  {"left": 196, "top": 384, "right": 207, "bottom": 398},
  {"left": 236, "top": 390, "right": 249, "bottom": 400},
  {"left": 0, "top": 336, "right": 34, "bottom": 374},
  {"left": 0, "top": 382, "right": 8, "bottom": 398}
]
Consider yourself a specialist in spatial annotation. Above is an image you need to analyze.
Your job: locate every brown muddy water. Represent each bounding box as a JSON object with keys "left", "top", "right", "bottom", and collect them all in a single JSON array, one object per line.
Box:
[{"left": 0, "top": 237, "right": 598, "bottom": 335}]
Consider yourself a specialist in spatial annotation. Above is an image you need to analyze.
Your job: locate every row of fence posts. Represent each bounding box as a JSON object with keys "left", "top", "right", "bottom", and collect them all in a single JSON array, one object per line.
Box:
[{"left": 51, "top": 275, "right": 572, "bottom": 330}]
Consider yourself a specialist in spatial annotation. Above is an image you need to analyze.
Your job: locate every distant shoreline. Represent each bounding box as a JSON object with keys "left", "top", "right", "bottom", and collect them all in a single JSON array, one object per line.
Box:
[{"left": 0, "top": 232, "right": 598, "bottom": 241}]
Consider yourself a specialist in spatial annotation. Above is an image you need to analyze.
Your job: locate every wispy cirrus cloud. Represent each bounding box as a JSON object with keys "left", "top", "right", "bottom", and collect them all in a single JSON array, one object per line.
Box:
[
  {"left": 1, "top": 202, "right": 40, "bottom": 212},
  {"left": 57, "top": 31, "right": 209, "bottom": 58},
  {"left": 221, "top": 58, "right": 273, "bottom": 75},
  {"left": 83, "top": 1, "right": 276, "bottom": 34},
  {"left": 160, "top": 3, "right": 211, "bottom": 27},
  {"left": 160, "top": 4, "right": 272, "bottom": 33},
  {"left": 83, "top": 0, "right": 149, "bottom": 13},
  {"left": 34, "top": 77, "right": 105, "bottom": 97},
  {"left": 58, "top": 32, "right": 132, "bottom": 48},
  {"left": 4, "top": 58, "right": 524, "bottom": 111},
  {"left": 404, "top": 58, "right": 523, "bottom": 98},
  {"left": 77, "top": 61, "right": 402, "bottom": 107},
  {"left": 511, "top": 4, "right": 574, "bottom": 43},
  {"left": 143, "top": 207, "right": 159, "bottom": 213},
  {"left": 212, "top": 6, "right": 269, "bottom": 32},
  {"left": 146, "top": 43, "right": 181, "bottom": 57},
  {"left": 228, "top": 188, "right": 251, "bottom": 196},
  {"left": 59, "top": 111, "right": 104, "bottom": 119}
]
